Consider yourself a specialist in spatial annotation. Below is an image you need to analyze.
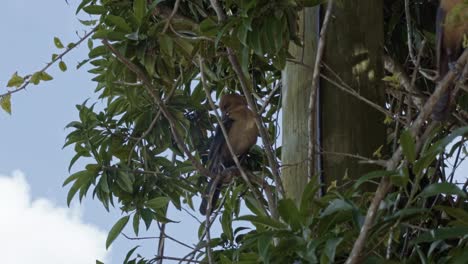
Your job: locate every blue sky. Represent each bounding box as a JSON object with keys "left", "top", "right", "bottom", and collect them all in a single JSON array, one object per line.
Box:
[{"left": 0, "top": 1, "right": 207, "bottom": 263}]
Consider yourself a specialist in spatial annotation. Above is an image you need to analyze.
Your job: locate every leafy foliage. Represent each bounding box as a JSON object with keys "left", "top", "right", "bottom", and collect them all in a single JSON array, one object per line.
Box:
[{"left": 3, "top": 0, "right": 468, "bottom": 263}]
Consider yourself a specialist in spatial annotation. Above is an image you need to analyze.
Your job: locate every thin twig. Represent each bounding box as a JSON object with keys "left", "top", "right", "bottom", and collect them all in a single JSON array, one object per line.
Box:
[
  {"left": 404, "top": 0, "right": 416, "bottom": 63},
  {"left": 319, "top": 151, "right": 387, "bottom": 167},
  {"left": 162, "top": 0, "right": 182, "bottom": 33},
  {"left": 198, "top": 56, "right": 267, "bottom": 214},
  {"left": 308, "top": 0, "right": 334, "bottom": 181},
  {"left": 209, "top": 0, "right": 285, "bottom": 198},
  {"left": 346, "top": 48, "right": 468, "bottom": 264},
  {"left": 102, "top": 39, "right": 211, "bottom": 178},
  {"left": 259, "top": 82, "right": 280, "bottom": 113},
  {"left": 1, "top": 27, "right": 97, "bottom": 97},
  {"left": 383, "top": 55, "right": 424, "bottom": 109},
  {"left": 407, "top": 39, "right": 426, "bottom": 121},
  {"left": 320, "top": 73, "right": 399, "bottom": 121}
]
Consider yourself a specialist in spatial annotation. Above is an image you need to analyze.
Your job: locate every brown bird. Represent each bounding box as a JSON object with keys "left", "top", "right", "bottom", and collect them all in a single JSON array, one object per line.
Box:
[
  {"left": 432, "top": 0, "right": 467, "bottom": 120},
  {"left": 199, "top": 94, "right": 258, "bottom": 215}
]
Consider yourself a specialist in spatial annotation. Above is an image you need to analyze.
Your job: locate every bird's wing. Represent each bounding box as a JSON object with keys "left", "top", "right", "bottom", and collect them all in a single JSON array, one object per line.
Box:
[{"left": 207, "top": 114, "right": 234, "bottom": 171}]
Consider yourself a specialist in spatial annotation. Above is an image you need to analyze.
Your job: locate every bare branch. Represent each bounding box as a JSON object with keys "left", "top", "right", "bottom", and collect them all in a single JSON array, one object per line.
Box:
[
  {"left": 383, "top": 55, "right": 424, "bottom": 108},
  {"left": 346, "top": 48, "right": 468, "bottom": 264},
  {"left": 308, "top": 0, "right": 334, "bottom": 182}
]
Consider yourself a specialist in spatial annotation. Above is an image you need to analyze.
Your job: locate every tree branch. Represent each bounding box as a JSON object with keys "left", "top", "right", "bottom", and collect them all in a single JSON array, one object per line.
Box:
[
  {"left": 209, "top": 0, "right": 285, "bottom": 198},
  {"left": 1, "top": 27, "right": 97, "bottom": 98},
  {"left": 102, "top": 39, "right": 211, "bottom": 178},
  {"left": 346, "top": 48, "right": 468, "bottom": 264},
  {"left": 308, "top": 0, "right": 333, "bottom": 183}
]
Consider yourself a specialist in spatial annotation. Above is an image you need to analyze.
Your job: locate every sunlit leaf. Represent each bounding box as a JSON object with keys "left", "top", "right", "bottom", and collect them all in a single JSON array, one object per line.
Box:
[{"left": 106, "top": 215, "right": 130, "bottom": 249}]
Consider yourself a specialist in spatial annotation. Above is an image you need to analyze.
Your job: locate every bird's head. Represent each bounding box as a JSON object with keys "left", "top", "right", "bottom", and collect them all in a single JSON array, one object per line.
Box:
[{"left": 219, "top": 94, "right": 248, "bottom": 113}]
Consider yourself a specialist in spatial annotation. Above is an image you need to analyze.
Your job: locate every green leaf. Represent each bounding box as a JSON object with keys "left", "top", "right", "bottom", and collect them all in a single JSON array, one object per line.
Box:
[
  {"left": 400, "top": 130, "right": 416, "bottom": 162},
  {"left": 278, "top": 199, "right": 302, "bottom": 231},
  {"left": 435, "top": 206, "right": 468, "bottom": 225},
  {"left": 354, "top": 170, "right": 398, "bottom": 189},
  {"left": 96, "top": 260, "right": 104, "bottom": 264},
  {"left": 257, "top": 233, "right": 273, "bottom": 262},
  {"left": 66, "top": 169, "right": 94, "bottom": 206},
  {"left": 76, "top": 0, "right": 93, "bottom": 14},
  {"left": 63, "top": 170, "right": 89, "bottom": 187},
  {"left": 133, "top": 0, "right": 146, "bottom": 24},
  {"left": 59, "top": 61, "right": 67, "bottom": 72},
  {"left": 117, "top": 170, "right": 134, "bottom": 193},
  {"left": 30, "top": 72, "right": 41, "bottom": 84},
  {"left": 0, "top": 94, "right": 12, "bottom": 114},
  {"left": 320, "top": 237, "right": 343, "bottom": 263},
  {"left": 221, "top": 210, "right": 233, "bottom": 242},
  {"left": 132, "top": 213, "right": 140, "bottom": 236},
  {"left": 123, "top": 246, "right": 140, "bottom": 263},
  {"left": 320, "top": 199, "right": 353, "bottom": 218},
  {"left": 419, "top": 182, "right": 467, "bottom": 198},
  {"left": 40, "top": 72, "right": 53, "bottom": 81},
  {"left": 106, "top": 215, "right": 130, "bottom": 249},
  {"left": 300, "top": 177, "right": 321, "bottom": 213},
  {"left": 83, "top": 5, "right": 107, "bottom": 15},
  {"left": 146, "top": 197, "right": 170, "bottom": 210},
  {"left": 411, "top": 227, "right": 468, "bottom": 244},
  {"left": 236, "top": 215, "right": 286, "bottom": 229},
  {"left": 54, "top": 37, "right": 64, "bottom": 49},
  {"left": 105, "top": 15, "right": 132, "bottom": 33},
  {"left": 88, "top": 45, "right": 107, "bottom": 58},
  {"left": 159, "top": 35, "right": 173, "bottom": 56},
  {"left": 6, "top": 72, "right": 24, "bottom": 88}
]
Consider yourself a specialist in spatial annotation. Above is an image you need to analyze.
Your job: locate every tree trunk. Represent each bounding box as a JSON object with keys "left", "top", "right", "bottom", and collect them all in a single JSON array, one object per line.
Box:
[
  {"left": 282, "top": 1, "right": 386, "bottom": 202},
  {"left": 282, "top": 7, "right": 319, "bottom": 204},
  {"left": 321, "top": 0, "right": 385, "bottom": 188}
]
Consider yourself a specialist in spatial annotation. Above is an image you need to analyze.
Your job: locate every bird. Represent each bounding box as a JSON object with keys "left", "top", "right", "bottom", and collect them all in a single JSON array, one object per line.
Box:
[
  {"left": 432, "top": 0, "right": 467, "bottom": 120},
  {"left": 199, "top": 94, "right": 259, "bottom": 216}
]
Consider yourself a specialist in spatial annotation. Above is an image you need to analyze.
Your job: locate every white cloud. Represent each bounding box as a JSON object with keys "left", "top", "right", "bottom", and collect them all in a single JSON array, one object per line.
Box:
[{"left": 0, "top": 170, "right": 109, "bottom": 264}]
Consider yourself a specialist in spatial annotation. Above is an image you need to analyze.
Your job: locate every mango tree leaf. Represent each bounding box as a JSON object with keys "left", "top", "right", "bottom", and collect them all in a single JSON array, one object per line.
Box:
[
  {"left": 320, "top": 199, "right": 353, "bottom": 218},
  {"left": 435, "top": 206, "right": 468, "bottom": 225},
  {"left": 40, "top": 72, "right": 53, "bottom": 81},
  {"left": 106, "top": 215, "right": 130, "bottom": 249},
  {"left": 236, "top": 215, "right": 287, "bottom": 229},
  {"left": 6, "top": 72, "right": 24, "bottom": 88},
  {"left": 59, "top": 61, "right": 68, "bottom": 72},
  {"left": 54, "top": 37, "right": 64, "bottom": 49},
  {"left": 400, "top": 130, "right": 416, "bottom": 162},
  {"left": 123, "top": 246, "right": 140, "bottom": 263},
  {"left": 411, "top": 227, "right": 468, "bottom": 244},
  {"left": 0, "top": 94, "right": 12, "bottom": 114},
  {"left": 419, "top": 182, "right": 467, "bottom": 198},
  {"left": 146, "top": 197, "right": 170, "bottom": 210},
  {"left": 278, "top": 199, "right": 302, "bottom": 231},
  {"left": 354, "top": 170, "right": 398, "bottom": 189},
  {"left": 133, "top": 0, "right": 146, "bottom": 24},
  {"left": 83, "top": 5, "right": 107, "bottom": 15},
  {"left": 105, "top": 15, "right": 132, "bottom": 33}
]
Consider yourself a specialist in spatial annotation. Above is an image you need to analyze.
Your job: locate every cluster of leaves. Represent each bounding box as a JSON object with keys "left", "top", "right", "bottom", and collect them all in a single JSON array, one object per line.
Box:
[
  {"left": 176, "top": 125, "right": 467, "bottom": 263},
  {"left": 1, "top": 36, "right": 74, "bottom": 114},
  {"left": 62, "top": 0, "right": 305, "bottom": 262},
  {"left": 31, "top": 0, "right": 468, "bottom": 263}
]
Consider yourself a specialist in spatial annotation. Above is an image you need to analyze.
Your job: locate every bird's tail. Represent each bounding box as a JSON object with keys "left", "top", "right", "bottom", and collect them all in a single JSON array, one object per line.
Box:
[
  {"left": 199, "top": 178, "right": 222, "bottom": 216},
  {"left": 431, "top": 85, "right": 453, "bottom": 121}
]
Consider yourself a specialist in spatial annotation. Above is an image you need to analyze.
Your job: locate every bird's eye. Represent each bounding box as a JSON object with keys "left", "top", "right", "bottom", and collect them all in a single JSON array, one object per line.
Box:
[{"left": 223, "top": 103, "right": 231, "bottom": 111}]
